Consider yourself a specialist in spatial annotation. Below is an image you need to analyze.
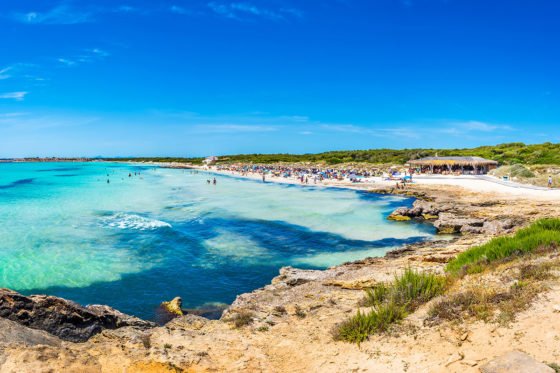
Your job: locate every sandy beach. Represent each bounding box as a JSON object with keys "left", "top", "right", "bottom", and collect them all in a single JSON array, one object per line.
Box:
[{"left": 189, "top": 164, "right": 560, "bottom": 201}]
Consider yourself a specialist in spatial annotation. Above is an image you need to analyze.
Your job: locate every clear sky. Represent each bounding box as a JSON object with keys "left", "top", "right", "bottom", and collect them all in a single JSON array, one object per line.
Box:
[{"left": 1, "top": 0, "right": 559, "bottom": 157}]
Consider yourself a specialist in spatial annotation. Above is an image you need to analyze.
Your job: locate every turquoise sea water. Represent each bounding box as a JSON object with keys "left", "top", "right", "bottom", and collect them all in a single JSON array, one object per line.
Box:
[{"left": 0, "top": 162, "right": 435, "bottom": 319}]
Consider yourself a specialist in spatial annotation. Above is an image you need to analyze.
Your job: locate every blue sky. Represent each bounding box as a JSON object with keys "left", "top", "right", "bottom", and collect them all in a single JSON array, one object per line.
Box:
[{"left": 1, "top": 0, "right": 559, "bottom": 157}]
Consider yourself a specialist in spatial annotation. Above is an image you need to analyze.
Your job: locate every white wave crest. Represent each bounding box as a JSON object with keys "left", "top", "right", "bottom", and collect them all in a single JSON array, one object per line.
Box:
[{"left": 100, "top": 213, "right": 171, "bottom": 230}]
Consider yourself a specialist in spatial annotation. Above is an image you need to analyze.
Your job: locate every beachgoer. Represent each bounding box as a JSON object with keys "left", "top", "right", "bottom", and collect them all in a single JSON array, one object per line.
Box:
[
  {"left": 207, "top": 179, "right": 211, "bottom": 184},
  {"left": 549, "top": 176, "right": 553, "bottom": 188},
  {"left": 262, "top": 173, "right": 266, "bottom": 183},
  {"left": 213, "top": 178, "right": 217, "bottom": 185},
  {"left": 107, "top": 179, "right": 110, "bottom": 184}
]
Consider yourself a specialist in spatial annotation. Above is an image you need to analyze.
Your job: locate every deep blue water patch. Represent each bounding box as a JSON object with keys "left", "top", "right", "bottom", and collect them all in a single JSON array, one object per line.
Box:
[
  {"left": 23, "top": 214, "right": 434, "bottom": 320},
  {"left": 2, "top": 162, "right": 436, "bottom": 321},
  {"left": 0, "top": 178, "right": 34, "bottom": 189},
  {"left": 37, "top": 167, "right": 82, "bottom": 172}
]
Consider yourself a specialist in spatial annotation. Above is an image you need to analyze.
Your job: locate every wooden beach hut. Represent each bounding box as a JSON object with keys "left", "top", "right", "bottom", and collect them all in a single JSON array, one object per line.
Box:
[{"left": 408, "top": 156, "right": 498, "bottom": 175}]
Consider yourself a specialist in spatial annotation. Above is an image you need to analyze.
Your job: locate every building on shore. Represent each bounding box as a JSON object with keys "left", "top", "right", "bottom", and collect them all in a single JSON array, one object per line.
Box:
[
  {"left": 203, "top": 156, "right": 219, "bottom": 165},
  {"left": 407, "top": 156, "right": 498, "bottom": 175}
]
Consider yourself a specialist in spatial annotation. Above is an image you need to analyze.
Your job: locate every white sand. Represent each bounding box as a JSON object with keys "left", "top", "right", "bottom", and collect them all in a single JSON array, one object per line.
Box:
[{"left": 197, "top": 166, "right": 560, "bottom": 201}]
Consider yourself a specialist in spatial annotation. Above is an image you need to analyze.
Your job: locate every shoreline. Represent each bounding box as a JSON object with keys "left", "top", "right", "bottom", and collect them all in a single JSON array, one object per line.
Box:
[
  {"left": 168, "top": 162, "right": 560, "bottom": 200},
  {"left": 2, "top": 161, "right": 560, "bottom": 371},
  {"left": 3, "top": 177, "right": 559, "bottom": 371}
]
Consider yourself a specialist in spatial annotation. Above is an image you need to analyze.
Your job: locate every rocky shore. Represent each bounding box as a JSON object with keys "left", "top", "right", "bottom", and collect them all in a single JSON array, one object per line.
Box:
[{"left": 1, "top": 183, "right": 559, "bottom": 372}]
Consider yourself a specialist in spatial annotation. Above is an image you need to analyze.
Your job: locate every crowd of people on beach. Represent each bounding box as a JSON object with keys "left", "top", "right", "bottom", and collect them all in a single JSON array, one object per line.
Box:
[{"left": 212, "top": 164, "right": 415, "bottom": 186}]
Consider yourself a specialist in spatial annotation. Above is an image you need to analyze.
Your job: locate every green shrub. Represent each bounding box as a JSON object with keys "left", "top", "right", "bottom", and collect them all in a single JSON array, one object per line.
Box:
[
  {"left": 491, "top": 164, "right": 535, "bottom": 178},
  {"left": 336, "top": 269, "right": 446, "bottom": 344},
  {"left": 103, "top": 142, "right": 560, "bottom": 166},
  {"left": 361, "top": 283, "right": 389, "bottom": 307},
  {"left": 228, "top": 311, "right": 255, "bottom": 328},
  {"left": 446, "top": 218, "right": 560, "bottom": 275},
  {"left": 333, "top": 301, "right": 407, "bottom": 344},
  {"left": 390, "top": 268, "right": 447, "bottom": 309}
]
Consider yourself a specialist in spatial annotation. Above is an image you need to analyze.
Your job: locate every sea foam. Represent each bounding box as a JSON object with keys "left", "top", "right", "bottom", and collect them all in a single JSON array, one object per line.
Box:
[{"left": 100, "top": 213, "right": 172, "bottom": 230}]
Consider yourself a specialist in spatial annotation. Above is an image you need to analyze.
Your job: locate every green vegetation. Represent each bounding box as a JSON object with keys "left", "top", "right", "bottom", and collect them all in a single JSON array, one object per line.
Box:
[
  {"left": 334, "top": 269, "right": 446, "bottom": 344},
  {"left": 427, "top": 280, "right": 543, "bottom": 325},
  {"left": 336, "top": 219, "right": 560, "bottom": 344},
  {"left": 104, "top": 156, "right": 205, "bottom": 165},
  {"left": 490, "top": 164, "right": 536, "bottom": 178},
  {"left": 334, "top": 302, "right": 407, "bottom": 344},
  {"left": 103, "top": 142, "right": 560, "bottom": 166},
  {"left": 446, "top": 218, "right": 560, "bottom": 275},
  {"left": 228, "top": 310, "right": 255, "bottom": 328},
  {"left": 294, "top": 305, "right": 307, "bottom": 319},
  {"left": 361, "top": 269, "right": 447, "bottom": 309},
  {"left": 429, "top": 260, "right": 558, "bottom": 326}
]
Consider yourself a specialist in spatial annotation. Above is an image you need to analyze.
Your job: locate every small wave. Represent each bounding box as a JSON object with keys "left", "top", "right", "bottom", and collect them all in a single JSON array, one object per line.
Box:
[{"left": 100, "top": 213, "right": 172, "bottom": 230}]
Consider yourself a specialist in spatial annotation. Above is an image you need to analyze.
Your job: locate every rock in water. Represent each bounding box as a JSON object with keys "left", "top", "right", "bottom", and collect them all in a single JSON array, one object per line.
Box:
[
  {"left": 161, "top": 297, "right": 184, "bottom": 316},
  {"left": 157, "top": 297, "right": 184, "bottom": 324},
  {"left": 480, "top": 350, "right": 554, "bottom": 373},
  {"left": 0, "top": 289, "right": 155, "bottom": 343}
]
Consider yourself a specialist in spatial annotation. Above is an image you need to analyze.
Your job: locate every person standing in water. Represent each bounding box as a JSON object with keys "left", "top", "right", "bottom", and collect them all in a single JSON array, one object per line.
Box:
[
  {"left": 262, "top": 173, "right": 266, "bottom": 183},
  {"left": 213, "top": 178, "right": 217, "bottom": 185}
]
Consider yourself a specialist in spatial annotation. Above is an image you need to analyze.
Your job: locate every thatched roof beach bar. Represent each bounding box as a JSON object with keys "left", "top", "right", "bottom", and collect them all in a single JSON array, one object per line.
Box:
[{"left": 408, "top": 156, "right": 498, "bottom": 175}]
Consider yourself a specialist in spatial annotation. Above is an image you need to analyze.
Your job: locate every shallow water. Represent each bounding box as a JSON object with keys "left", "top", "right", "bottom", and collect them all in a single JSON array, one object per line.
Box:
[{"left": 0, "top": 162, "right": 435, "bottom": 319}]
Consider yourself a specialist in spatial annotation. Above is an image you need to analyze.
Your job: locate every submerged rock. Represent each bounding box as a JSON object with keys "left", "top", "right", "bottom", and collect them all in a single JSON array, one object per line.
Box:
[
  {"left": 0, "top": 289, "right": 155, "bottom": 343},
  {"left": 388, "top": 213, "right": 412, "bottom": 221}
]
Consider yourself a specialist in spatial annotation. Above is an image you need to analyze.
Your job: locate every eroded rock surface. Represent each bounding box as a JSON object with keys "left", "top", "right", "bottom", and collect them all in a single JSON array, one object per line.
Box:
[
  {"left": 0, "top": 289, "right": 155, "bottom": 342},
  {"left": 480, "top": 350, "right": 554, "bottom": 373}
]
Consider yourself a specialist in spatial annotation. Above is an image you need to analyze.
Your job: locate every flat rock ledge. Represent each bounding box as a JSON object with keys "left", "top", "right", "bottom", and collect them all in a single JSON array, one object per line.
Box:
[
  {"left": 387, "top": 196, "right": 522, "bottom": 235},
  {"left": 0, "top": 289, "right": 156, "bottom": 343},
  {"left": 480, "top": 350, "right": 554, "bottom": 373}
]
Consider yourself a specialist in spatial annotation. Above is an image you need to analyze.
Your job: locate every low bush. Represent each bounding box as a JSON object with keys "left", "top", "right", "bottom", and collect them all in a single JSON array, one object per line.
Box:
[
  {"left": 333, "top": 301, "right": 406, "bottom": 344},
  {"left": 490, "top": 164, "right": 536, "bottom": 178},
  {"left": 446, "top": 218, "right": 560, "bottom": 275},
  {"left": 228, "top": 311, "right": 255, "bottom": 328},
  {"left": 428, "top": 281, "right": 543, "bottom": 326},
  {"left": 335, "top": 269, "right": 446, "bottom": 344}
]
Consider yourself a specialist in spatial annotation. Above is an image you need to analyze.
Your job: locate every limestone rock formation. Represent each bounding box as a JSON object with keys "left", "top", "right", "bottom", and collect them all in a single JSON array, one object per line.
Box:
[
  {"left": 480, "top": 350, "right": 554, "bottom": 373},
  {"left": 388, "top": 200, "right": 442, "bottom": 221},
  {"left": 0, "top": 317, "right": 61, "bottom": 347},
  {"left": 0, "top": 289, "right": 155, "bottom": 342},
  {"left": 433, "top": 213, "right": 485, "bottom": 234}
]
